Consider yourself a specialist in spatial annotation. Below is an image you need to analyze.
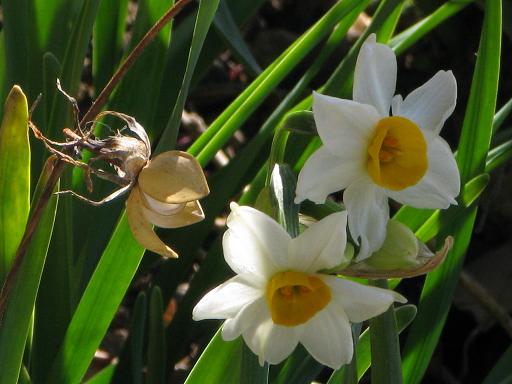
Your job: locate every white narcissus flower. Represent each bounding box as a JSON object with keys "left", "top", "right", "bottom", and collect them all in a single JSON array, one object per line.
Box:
[
  {"left": 295, "top": 34, "right": 460, "bottom": 260},
  {"left": 126, "top": 151, "right": 209, "bottom": 258},
  {"left": 193, "top": 203, "right": 405, "bottom": 369}
]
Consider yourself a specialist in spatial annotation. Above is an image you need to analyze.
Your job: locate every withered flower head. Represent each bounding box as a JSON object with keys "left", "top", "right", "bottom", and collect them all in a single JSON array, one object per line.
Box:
[
  {"left": 126, "top": 150, "right": 209, "bottom": 258},
  {"left": 31, "top": 106, "right": 209, "bottom": 258}
]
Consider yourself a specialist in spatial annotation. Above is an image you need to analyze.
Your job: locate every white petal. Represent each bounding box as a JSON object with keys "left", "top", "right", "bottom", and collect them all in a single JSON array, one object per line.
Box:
[
  {"left": 353, "top": 34, "right": 397, "bottom": 116},
  {"left": 223, "top": 204, "right": 290, "bottom": 279},
  {"left": 300, "top": 301, "right": 353, "bottom": 369},
  {"left": 343, "top": 179, "right": 389, "bottom": 261},
  {"left": 192, "top": 275, "right": 263, "bottom": 321},
  {"left": 222, "top": 296, "right": 268, "bottom": 341},
  {"left": 396, "top": 70, "right": 457, "bottom": 136},
  {"left": 242, "top": 318, "right": 302, "bottom": 366},
  {"left": 295, "top": 146, "right": 362, "bottom": 204},
  {"left": 323, "top": 275, "right": 406, "bottom": 323},
  {"left": 387, "top": 136, "right": 460, "bottom": 209},
  {"left": 312, "top": 92, "right": 380, "bottom": 157},
  {"left": 288, "top": 211, "right": 348, "bottom": 272},
  {"left": 141, "top": 192, "right": 184, "bottom": 215}
]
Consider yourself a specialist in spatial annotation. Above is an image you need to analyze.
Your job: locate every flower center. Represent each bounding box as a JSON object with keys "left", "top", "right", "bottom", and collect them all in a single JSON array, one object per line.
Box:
[
  {"left": 367, "top": 116, "right": 428, "bottom": 191},
  {"left": 266, "top": 271, "right": 331, "bottom": 326}
]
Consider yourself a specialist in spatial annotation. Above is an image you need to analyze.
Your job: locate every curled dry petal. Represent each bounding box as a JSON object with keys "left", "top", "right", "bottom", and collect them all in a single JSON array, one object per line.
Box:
[
  {"left": 138, "top": 150, "right": 209, "bottom": 204},
  {"left": 126, "top": 185, "right": 178, "bottom": 258},
  {"left": 140, "top": 197, "right": 205, "bottom": 229},
  {"left": 339, "top": 236, "right": 453, "bottom": 279}
]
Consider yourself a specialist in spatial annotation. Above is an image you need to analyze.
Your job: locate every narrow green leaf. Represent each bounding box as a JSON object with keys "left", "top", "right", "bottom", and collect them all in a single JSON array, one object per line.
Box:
[
  {"left": 184, "top": 329, "right": 243, "bottom": 384},
  {"left": 1, "top": 0, "right": 40, "bottom": 99},
  {"left": 47, "top": 0, "right": 102, "bottom": 136},
  {"left": 92, "top": 0, "right": 129, "bottom": 93},
  {"left": 0, "top": 158, "right": 59, "bottom": 384},
  {"left": 482, "top": 344, "right": 512, "bottom": 384},
  {"left": 0, "top": 33, "right": 7, "bottom": 117},
  {"left": 111, "top": 292, "right": 147, "bottom": 384},
  {"left": 0, "top": 86, "right": 30, "bottom": 284},
  {"left": 241, "top": 344, "right": 269, "bottom": 384},
  {"left": 456, "top": 0, "right": 501, "bottom": 184},
  {"left": 327, "top": 305, "right": 417, "bottom": 383},
  {"left": 108, "top": 0, "right": 174, "bottom": 133},
  {"left": 486, "top": 139, "right": 512, "bottom": 172},
  {"left": 146, "top": 287, "right": 166, "bottom": 384},
  {"left": 402, "top": 1, "right": 501, "bottom": 382},
  {"left": 389, "top": 0, "right": 473, "bottom": 55},
  {"left": 402, "top": 208, "right": 477, "bottom": 383},
  {"left": 191, "top": 0, "right": 365, "bottom": 162},
  {"left": 158, "top": 0, "right": 220, "bottom": 152},
  {"left": 47, "top": 214, "right": 144, "bottom": 384},
  {"left": 369, "top": 280, "right": 402, "bottom": 384},
  {"left": 18, "top": 365, "right": 31, "bottom": 384},
  {"left": 213, "top": 0, "right": 262, "bottom": 76},
  {"left": 272, "top": 346, "right": 322, "bottom": 384},
  {"left": 492, "top": 97, "right": 512, "bottom": 134},
  {"left": 460, "top": 173, "right": 490, "bottom": 208},
  {"left": 269, "top": 165, "right": 300, "bottom": 237},
  {"left": 84, "top": 365, "right": 116, "bottom": 384}
]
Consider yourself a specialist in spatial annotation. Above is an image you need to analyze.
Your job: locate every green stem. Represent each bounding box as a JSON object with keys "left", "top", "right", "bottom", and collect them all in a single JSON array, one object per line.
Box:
[{"left": 369, "top": 279, "right": 402, "bottom": 384}]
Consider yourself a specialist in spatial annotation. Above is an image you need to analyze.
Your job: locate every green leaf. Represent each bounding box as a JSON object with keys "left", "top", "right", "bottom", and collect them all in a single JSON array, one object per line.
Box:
[
  {"left": 47, "top": 214, "right": 145, "bottom": 384},
  {"left": 146, "top": 287, "right": 166, "bottom": 384},
  {"left": 191, "top": 0, "right": 366, "bottom": 163},
  {"left": 241, "top": 344, "right": 269, "bottom": 384},
  {"left": 0, "top": 157, "right": 59, "bottom": 384},
  {"left": 184, "top": 329, "right": 243, "bottom": 384},
  {"left": 47, "top": 0, "right": 102, "bottom": 135},
  {"left": 492, "top": 97, "right": 512, "bottom": 134},
  {"left": 213, "top": 0, "right": 261, "bottom": 76},
  {"left": 272, "top": 346, "right": 322, "bottom": 384},
  {"left": 402, "top": 0, "right": 501, "bottom": 382},
  {"left": 369, "top": 280, "right": 402, "bottom": 384},
  {"left": 84, "top": 365, "right": 116, "bottom": 384},
  {"left": 455, "top": 0, "right": 501, "bottom": 184},
  {"left": 482, "top": 344, "right": 512, "bottom": 384},
  {"left": 486, "top": 139, "right": 512, "bottom": 172},
  {"left": 111, "top": 292, "right": 147, "bottom": 384},
  {"left": 269, "top": 164, "right": 300, "bottom": 237},
  {"left": 157, "top": 0, "right": 221, "bottom": 152},
  {"left": 327, "top": 305, "right": 417, "bottom": 383},
  {"left": 0, "top": 86, "right": 30, "bottom": 284},
  {"left": 92, "top": 0, "right": 129, "bottom": 93},
  {"left": 389, "top": 0, "right": 473, "bottom": 55}
]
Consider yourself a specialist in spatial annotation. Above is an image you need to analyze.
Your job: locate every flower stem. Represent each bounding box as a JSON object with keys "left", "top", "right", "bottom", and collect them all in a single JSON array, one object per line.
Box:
[{"left": 369, "top": 279, "right": 403, "bottom": 384}]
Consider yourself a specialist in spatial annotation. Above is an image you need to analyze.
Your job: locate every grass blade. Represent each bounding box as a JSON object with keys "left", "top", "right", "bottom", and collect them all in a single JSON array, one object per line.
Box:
[
  {"left": 482, "top": 344, "right": 512, "bottom": 384},
  {"left": 0, "top": 157, "right": 59, "bottom": 384},
  {"left": 46, "top": 214, "right": 144, "bottom": 384},
  {"left": 146, "top": 287, "right": 166, "bottom": 384},
  {"left": 402, "top": 0, "right": 501, "bottom": 382},
  {"left": 0, "top": 86, "right": 30, "bottom": 284},
  {"left": 213, "top": 0, "right": 262, "bottom": 76},
  {"left": 184, "top": 329, "right": 243, "bottom": 384},
  {"left": 368, "top": 280, "right": 402, "bottom": 384},
  {"left": 157, "top": 0, "right": 220, "bottom": 152},
  {"left": 327, "top": 305, "right": 417, "bottom": 383}
]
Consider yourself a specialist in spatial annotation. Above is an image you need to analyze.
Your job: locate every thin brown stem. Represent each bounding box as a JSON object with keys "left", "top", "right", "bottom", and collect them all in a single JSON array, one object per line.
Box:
[
  {"left": 80, "top": 0, "right": 193, "bottom": 125},
  {"left": 0, "top": 0, "right": 192, "bottom": 320}
]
